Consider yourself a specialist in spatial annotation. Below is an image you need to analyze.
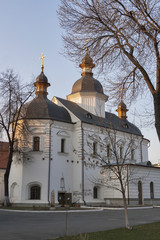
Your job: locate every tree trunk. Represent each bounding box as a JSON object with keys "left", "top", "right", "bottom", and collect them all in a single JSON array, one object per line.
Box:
[
  {"left": 122, "top": 191, "right": 130, "bottom": 229},
  {"left": 4, "top": 147, "right": 13, "bottom": 206},
  {"left": 153, "top": 92, "right": 160, "bottom": 142}
]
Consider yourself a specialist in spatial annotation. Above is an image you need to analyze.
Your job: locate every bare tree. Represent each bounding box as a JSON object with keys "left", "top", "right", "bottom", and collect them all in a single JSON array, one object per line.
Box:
[
  {"left": 84, "top": 129, "right": 139, "bottom": 229},
  {"left": 58, "top": 0, "right": 160, "bottom": 141},
  {"left": 0, "top": 69, "right": 34, "bottom": 206}
]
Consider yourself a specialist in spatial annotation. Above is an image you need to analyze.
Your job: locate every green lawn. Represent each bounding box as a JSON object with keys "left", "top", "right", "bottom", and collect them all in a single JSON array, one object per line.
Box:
[{"left": 52, "top": 221, "right": 160, "bottom": 240}]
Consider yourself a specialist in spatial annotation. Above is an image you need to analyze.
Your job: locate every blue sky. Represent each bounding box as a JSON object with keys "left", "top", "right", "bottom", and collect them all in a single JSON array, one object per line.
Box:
[{"left": 0, "top": 0, "right": 159, "bottom": 163}]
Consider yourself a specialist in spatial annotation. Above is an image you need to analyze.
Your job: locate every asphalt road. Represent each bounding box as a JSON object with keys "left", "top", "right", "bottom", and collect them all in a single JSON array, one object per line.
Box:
[{"left": 0, "top": 207, "right": 160, "bottom": 240}]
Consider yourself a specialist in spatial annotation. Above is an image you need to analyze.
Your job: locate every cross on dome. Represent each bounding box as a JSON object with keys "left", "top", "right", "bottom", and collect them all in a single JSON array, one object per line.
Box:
[
  {"left": 40, "top": 53, "right": 46, "bottom": 72},
  {"left": 85, "top": 37, "right": 90, "bottom": 53}
]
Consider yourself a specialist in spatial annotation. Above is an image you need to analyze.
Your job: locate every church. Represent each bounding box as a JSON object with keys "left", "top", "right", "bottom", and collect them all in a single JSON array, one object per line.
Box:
[{"left": 8, "top": 52, "right": 160, "bottom": 207}]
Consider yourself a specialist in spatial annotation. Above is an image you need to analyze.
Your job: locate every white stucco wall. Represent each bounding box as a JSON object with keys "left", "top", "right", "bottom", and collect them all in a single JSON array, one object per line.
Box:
[
  {"left": 82, "top": 122, "right": 150, "bottom": 205},
  {"left": 129, "top": 165, "right": 160, "bottom": 201},
  {"left": 8, "top": 99, "right": 151, "bottom": 207},
  {"left": 66, "top": 92, "right": 107, "bottom": 118},
  {"left": 9, "top": 155, "right": 23, "bottom": 203},
  {"left": 141, "top": 138, "right": 149, "bottom": 162}
]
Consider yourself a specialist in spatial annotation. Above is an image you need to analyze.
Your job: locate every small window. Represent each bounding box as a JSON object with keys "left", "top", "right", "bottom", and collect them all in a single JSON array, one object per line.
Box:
[
  {"left": 93, "top": 186, "right": 98, "bottom": 199},
  {"left": 122, "top": 123, "right": 129, "bottom": 129},
  {"left": 30, "top": 185, "right": 41, "bottom": 200},
  {"left": 120, "top": 146, "right": 123, "bottom": 159},
  {"left": 33, "top": 136, "right": 40, "bottom": 151},
  {"left": 150, "top": 182, "right": 154, "bottom": 199},
  {"left": 131, "top": 149, "right": 134, "bottom": 161},
  {"left": 107, "top": 144, "right": 110, "bottom": 158},
  {"left": 61, "top": 138, "right": 65, "bottom": 153},
  {"left": 86, "top": 113, "right": 92, "bottom": 119},
  {"left": 93, "top": 142, "right": 97, "bottom": 155}
]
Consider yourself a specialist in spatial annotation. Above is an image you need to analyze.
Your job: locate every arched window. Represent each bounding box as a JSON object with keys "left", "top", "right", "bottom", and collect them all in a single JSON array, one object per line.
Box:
[
  {"left": 33, "top": 136, "right": 40, "bottom": 151},
  {"left": 30, "top": 185, "right": 41, "bottom": 200},
  {"left": 93, "top": 186, "right": 98, "bottom": 199},
  {"left": 150, "top": 182, "right": 154, "bottom": 199}
]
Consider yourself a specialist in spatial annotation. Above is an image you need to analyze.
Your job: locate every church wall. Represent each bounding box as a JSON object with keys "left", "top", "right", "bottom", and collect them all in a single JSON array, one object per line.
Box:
[
  {"left": 129, "top": 165, "right": 160, "bottom": 205},
  {"left": 49, "top": 120, "right": 78, "bottom": 204},
  {"left": 82, "top": 122, "right": 148, "bottom": 205},
  {"left": 89, "top": 165, "right": 160, "bottom": 206},
  {"left": 9, "top": 154, "right": 23, "bottom": 203},
  {"left": 22, "top": 120, "right": 50, "bottom": 204},
  {"left": 21, "top": 152, "right": 49, "bottom": 204},
  {"left": 72, "top": 122, "right": 84, "bottom": 203},
  {"left": 8, "top": 103, "right": 151, "bottom": 207},
  {"left": 142, "top": 138, "right": 149, "bottom": 162},
  {"left": 9, "top": 119, "right": 51, "bottom": 205},
  {"left": 66, "top": 92, "right": 106, "bottom": 118},
  {"left": 95, "top": 97, "right": 105, "bottom": 118}
]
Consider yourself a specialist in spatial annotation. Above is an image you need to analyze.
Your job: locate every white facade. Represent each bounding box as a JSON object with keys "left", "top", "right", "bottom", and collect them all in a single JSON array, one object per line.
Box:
[
  {"left": 8, "top": 54, "right": 160, "bottom": 207},
  {"left": 67, "top": 92, "right": 108, "bottom": 118},
  {"left": 9, "top": 105, "right": 160, "bottom": 206}
]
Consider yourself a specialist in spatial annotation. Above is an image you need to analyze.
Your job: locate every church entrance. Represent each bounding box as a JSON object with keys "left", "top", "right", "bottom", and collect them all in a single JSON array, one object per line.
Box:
[
  {"left": 58, "top": 192, "right": 65, "bottom": 206},
  {"left": 58, "top": 192, "right": 72, "bottom": 206},
  {"left": 138, "top": 181, "right": 143, "bottom": 205}
]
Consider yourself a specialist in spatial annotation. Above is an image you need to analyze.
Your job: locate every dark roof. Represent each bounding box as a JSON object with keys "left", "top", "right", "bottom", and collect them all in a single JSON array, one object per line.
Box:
[
  {"left": 22, "top": 95, "right": 72, "bottom": 123},
  {"left": 0, "top": 142, "right": 9, "bottom": 169},
  {"left": 118, "top": 101, "right": 127, "bottom": 110},
  {"left": 36, "top": 71, "right": 48, "bottom": 83},
  {"left": 71, "top": 76, "right": 104, "bottom": 94},
  {"left": 56, "top": 97, "right": 142, "bottom": 136}
]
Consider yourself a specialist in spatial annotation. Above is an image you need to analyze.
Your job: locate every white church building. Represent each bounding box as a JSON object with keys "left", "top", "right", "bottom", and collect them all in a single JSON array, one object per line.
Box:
[{"left": 9, "top": 52, "right": 160, "bottom": 207}]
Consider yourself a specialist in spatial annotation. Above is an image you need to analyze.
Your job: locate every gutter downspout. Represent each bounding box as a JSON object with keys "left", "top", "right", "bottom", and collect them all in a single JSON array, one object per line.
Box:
[
  {"left": 140, "top": 137, "right": 143, "bottom": 163},
  {"left": 81, "top": 122, "right": 85, "bottom": 205},
  {"left": 48, "top": 120, "right": 54, "bottom": 205},
  {"left": 127, "top": 165, "right": 130, "bottom": 205}
]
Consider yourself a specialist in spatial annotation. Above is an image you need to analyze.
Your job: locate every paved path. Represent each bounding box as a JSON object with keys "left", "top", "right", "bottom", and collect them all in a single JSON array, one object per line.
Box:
[{"left": 0, "top": 207, "right": 160, "bottom": 240}]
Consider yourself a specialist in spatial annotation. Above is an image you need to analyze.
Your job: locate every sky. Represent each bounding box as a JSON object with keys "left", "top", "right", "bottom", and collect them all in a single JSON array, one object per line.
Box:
[{"left": 0, "top": 0, "right": 159, "bottom": 163}]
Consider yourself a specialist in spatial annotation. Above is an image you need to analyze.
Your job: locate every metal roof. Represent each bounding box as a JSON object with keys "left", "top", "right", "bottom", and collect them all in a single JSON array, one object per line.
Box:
[
  {"left": 71, "top": 75, "right": 104, "bottom": 94},
  {"left": 22, "top": 95, "right": 72, "bottom": 123},
  {"left": 56, "top": 97, "right": 142, "bottom": 136}
]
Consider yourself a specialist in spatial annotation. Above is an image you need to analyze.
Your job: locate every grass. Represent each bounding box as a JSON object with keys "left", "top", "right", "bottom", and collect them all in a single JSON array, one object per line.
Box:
[{"left": 52, "top": 221, "right": 160, "bottom": 240}]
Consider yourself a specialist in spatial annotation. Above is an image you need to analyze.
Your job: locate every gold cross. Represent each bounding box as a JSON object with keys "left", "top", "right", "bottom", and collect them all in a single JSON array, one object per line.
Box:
[
  {"left": 120, "top": 83, "right": 124, "bottom": 102},
  {"left": 40, "top": 53, "right": 46, "bottom": 72},
  {"left": 86, "top": 37, "right": 90, "bottom": 53},
  {"left": 120, "top": 81, "right": 132, "bottom": 102}
]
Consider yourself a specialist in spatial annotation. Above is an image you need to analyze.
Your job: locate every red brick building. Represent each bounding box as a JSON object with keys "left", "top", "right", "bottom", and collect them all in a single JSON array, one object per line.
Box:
[{"left": 0, "top": 142, "right": 9, "bottom": 203}]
